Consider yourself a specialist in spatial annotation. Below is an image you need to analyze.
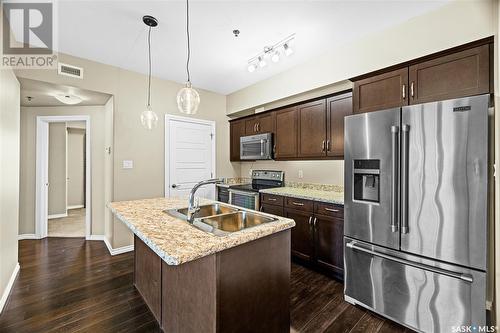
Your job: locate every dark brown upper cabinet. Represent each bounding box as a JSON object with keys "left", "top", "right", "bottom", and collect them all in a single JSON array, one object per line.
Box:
[
  {"left": 352, "top": 41, "right": 491, "bottom": 114},
  {"left": 274, "top": 107, "right": 298, "bottom": 159},
  {"left": 298, "top": 100, "right": 327, "bottom": 158},
  {"left": 245, "top": 113, "right": 274, "bottom": 135},
  {"left": 408, "top": 44, "right": 490, "bottom": 105},
  {"left": 229, "top": 119, "right": 245, "bottom": 161},
  {"left": 327, "top": 93, "right": 352, "bottom": 157},
  {"left": 353, "top": 68, "right": 409, "bottom": 114}
]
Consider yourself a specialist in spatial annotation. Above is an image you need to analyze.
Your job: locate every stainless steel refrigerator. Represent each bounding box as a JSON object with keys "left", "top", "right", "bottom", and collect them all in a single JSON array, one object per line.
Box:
[{"left": 343, "top": 94, "right": 489, "bottom": 332}]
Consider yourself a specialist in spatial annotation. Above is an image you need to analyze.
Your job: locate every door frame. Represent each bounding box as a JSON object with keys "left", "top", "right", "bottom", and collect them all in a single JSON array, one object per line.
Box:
[
  {"left": 35, "top": 115, "right": 91, "bottom": 239},
  {"left": 164, "top": 114, "right": 216, "bottom": 198}
]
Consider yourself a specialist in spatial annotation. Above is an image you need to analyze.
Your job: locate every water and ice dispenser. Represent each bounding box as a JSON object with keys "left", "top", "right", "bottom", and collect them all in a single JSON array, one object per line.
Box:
[{"left": 353, "top": 159, "right": 380, "bottom": 203}]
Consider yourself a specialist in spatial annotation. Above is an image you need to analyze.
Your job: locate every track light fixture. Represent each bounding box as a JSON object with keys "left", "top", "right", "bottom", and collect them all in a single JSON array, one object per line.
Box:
[{"left": 247, "top": 34, "right": 295, "bottom": 72}]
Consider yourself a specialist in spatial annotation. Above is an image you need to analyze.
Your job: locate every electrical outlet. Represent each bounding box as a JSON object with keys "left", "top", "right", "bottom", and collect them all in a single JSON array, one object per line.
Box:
[
  {"left": 122, "top": 160, "right": 133, "bottom": 169},
  {"left": 298, "top": 170, "right": 303, "bottom": 179}
]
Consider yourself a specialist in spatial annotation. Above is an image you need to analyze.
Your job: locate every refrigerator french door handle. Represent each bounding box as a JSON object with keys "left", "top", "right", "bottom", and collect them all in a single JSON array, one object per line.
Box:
[
  {"left": 401, "top": 124, "right": 410, "bottom": 234},
  {"left": 346, "top": 241, "right": 473, "bottom": 283},
  {"left": 391, "top": 126, "right": 399, "bottom": 233}
]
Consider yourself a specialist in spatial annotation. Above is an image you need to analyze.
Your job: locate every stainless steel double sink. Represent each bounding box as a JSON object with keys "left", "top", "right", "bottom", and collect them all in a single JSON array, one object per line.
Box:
[{"left": 164, "top": 203, "right": 278, "bottom": 236}]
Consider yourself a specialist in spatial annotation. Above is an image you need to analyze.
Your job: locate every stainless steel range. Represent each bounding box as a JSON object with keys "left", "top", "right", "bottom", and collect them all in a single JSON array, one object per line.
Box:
[
  {"left": 228, "top": 170, "right": 284, "bottom": 210},
  {"left": 343, "top": 94, "right": 489, "bottom": 332}
]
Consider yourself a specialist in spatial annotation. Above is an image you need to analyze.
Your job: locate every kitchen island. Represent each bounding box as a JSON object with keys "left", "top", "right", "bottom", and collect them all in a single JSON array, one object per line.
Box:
[{"left": 109, "top": 197, "right": 295, "bottom": 333}]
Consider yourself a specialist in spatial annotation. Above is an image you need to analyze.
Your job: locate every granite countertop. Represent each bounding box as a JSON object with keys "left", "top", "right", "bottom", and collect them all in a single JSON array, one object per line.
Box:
[
  {"left": 259, "top": 187, "right": 344, "bottom": 205},
  {"left": 108, "top": 197, "right": 295, "bottom": 266},
  {"left": 216, "top": 177, "right": 250, "bottom": 188}
]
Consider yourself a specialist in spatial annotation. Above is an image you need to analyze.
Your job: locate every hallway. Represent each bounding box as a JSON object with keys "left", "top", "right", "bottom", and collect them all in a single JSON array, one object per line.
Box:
[{"left": 48, "top": 208, "right": 86, "bottom": 237}]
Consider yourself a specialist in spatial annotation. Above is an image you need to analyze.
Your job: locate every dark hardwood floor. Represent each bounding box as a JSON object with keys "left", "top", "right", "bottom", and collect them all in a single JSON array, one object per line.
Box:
[{"left": 0, "top": 238, "right": 412, "bottom": 333}]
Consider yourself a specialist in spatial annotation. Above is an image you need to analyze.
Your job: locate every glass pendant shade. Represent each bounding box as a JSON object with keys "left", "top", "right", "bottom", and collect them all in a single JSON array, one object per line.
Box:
[
  {"left": 177, "top": 81, "right": 200, "bottom": 114},
  {"left": 140, "top": 105, "right": 158, "bottom": 130}
]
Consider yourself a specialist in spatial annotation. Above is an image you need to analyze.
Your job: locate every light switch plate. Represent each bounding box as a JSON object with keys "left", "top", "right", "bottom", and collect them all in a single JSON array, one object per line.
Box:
[
  {"left": 122, "top": 160, "right": 133, "bottom": 169},
  {"left": 298, "top": 170, "right": 303, "bottom": 179}
]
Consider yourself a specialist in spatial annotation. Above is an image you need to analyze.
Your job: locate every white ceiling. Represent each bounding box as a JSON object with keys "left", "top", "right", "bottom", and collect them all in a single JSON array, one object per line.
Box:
[
  {"left": 50, "top": 1, "right": 450, "bottom": 95},
  {"left": 19, "top": 78, "right": 112, "bottom": 106}
]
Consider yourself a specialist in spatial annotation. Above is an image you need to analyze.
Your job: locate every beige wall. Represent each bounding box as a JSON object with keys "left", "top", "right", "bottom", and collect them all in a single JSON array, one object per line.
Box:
[
  {"left": 48, "top": 123, "right": 67, "bottom": 215},
  {"left": 240, "top": 160, "right": 343, "bottom": 186},
  {"left": 15, "top": 52, "right": 236, "bottom": 248},
  {"left": 19, "top": 106, "right": 106, "bottom": 235},
  {"left": 227, "top": 0, "right": 496, "bottom": 114},
  {"left": 0, "top": 68, "right": 20, "bottom": 310},
  {"left": 66, "top": 127, "right": 85, "bottom": 207},
  {"left": 104, "top": 98, "right": 114, "bottom": 245}
]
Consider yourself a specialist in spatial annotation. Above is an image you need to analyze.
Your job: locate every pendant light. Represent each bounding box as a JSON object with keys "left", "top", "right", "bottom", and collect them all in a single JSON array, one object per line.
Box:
[
  {"left": 177, "top": 0, "right": 200, "bottom": 115},
  {"left": 141, "top": 15, "right": 159, "bottom": 130}
]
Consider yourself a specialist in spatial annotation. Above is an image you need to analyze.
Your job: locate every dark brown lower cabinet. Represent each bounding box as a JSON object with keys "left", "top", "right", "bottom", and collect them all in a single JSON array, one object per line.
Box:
[
  {"left": 134, "top": 231, "right": 291, "bottom": 333},
  {"left": 261, "top": 203, "right": 284, "bottom": 216},
  {"left": 314, "top": 214, "right": 344, "bottom": 279},
  {"left": 285, "top": 208, "right": 314, "bottom": 262},
  {"left": 134, "top": 236, "right": 162, "bottom": 321},
  {"left": 263, "top": 194, "right": 344, "bottom": 280}
]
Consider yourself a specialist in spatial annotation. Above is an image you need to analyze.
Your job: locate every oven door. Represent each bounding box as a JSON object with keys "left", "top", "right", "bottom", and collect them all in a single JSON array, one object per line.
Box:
[
  {"left": 229, "top": 189, "right": 259, "bottom": 210},
  {"left": 240, "top": 133, "right": 272, "bottom": 160}
]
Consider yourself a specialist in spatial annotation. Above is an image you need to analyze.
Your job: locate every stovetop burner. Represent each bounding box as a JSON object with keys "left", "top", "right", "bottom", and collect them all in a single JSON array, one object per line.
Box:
[{"left": 229, "top": 170, "right": 284, "bottom": 193}]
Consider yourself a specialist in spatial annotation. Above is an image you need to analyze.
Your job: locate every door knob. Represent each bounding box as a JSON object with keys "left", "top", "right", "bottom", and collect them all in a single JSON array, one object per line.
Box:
[{"left": 171, "top": 184, "right": 178, "bottom": 188}]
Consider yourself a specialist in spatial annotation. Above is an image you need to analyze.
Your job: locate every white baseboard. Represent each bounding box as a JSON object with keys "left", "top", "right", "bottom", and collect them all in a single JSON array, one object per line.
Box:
[
  {"left": 86, "top": 235, "right": 105, "bottom": 241},
  {"left": 0, "top": 262, "right": 20, "bottom": 314},
  {"left": 67, "top": 205, "right": 84, "bottom": 210},
  {"left": 18, "top": 234, "right": 39, "bottom": 240},
  {"left": 104, "top": 237, "right": 134, "bottom": 256},
  {"left": 48, "top": 213, "right": 68, "bottom": 219}
]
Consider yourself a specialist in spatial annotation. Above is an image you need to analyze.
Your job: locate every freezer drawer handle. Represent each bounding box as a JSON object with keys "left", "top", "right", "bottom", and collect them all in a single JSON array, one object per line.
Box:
[
  {"left": 346, "top": 241, "right": 473, "bottom": 283},
  {"left": 324, "top": 208, "right": 339, "bottom": 212},
  {"left": 391, "top": 125, "right": 399, "bottom": 233}
]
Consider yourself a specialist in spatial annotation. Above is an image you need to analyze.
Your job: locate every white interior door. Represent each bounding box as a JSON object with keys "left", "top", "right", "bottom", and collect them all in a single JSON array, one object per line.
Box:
[{"left": 167, "top": 117, "right": 215, "bottom": 199}]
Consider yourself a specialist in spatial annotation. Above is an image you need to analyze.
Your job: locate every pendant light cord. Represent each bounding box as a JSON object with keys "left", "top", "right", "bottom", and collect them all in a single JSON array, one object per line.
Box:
[
  {"left": 186, "top": 0, "right": 191, "bottom": 83},
  {"left": 147, "top": 25, "right": 152, "bottom": 107}
]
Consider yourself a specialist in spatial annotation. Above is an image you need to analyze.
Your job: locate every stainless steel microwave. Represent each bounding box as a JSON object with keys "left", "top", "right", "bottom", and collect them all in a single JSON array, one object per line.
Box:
[{"left": 240, "top": 133, "right": 273, "bottom": 160}]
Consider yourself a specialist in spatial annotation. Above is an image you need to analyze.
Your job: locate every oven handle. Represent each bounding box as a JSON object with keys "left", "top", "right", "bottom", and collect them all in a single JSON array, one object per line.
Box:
[
  {"left": 228, "top": 189, "right": 259, "bottom": 197},
  {"left": 346, "top": 241, "right": 473, "bottom": 283}
]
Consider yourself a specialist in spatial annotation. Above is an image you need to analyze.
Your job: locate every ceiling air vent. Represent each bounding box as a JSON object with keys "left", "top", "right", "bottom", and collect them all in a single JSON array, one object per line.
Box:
[{"left": 58, "top": 63, "right": 84, "bottom": 79}]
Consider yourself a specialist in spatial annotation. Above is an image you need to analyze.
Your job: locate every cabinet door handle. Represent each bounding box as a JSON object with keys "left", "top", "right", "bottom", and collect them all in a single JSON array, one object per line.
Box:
[
  {"left": 410, "top": 81, "right": 415, "bottom": 98},
  {"left": 257, "top": 123, "right": 260, "bottom": 132},
  {"left": 292, "top": 202, "right": 304, "bottom": 206},
  {"left": 313, "top": 217, "right": 318, "bottom": 227},
  {"left": 308, "top": 216, "right": 312, "bottom": 226},
  {"left": 268, "top": 198, "right": 277, "bottom": 201},
  {"left": 324, "top": 207, "right": 339, "bottom": 212},
  {"left": 326, "top": 140, "right": 330, "bottom": 151},
  {"left": 254, "top": 123, "right": 257, "bottom": 132},
  {"left": 402, "top": 84, "right": 406, "bottom": 100},
  {"left": 321, "top": 140, "right": 326, "bottom": 152}
]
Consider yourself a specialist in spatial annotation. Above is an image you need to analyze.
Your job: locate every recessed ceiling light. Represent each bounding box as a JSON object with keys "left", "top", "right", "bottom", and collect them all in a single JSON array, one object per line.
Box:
[{"left": 54, "top": 94, "right": 82, "bottom": 105}]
